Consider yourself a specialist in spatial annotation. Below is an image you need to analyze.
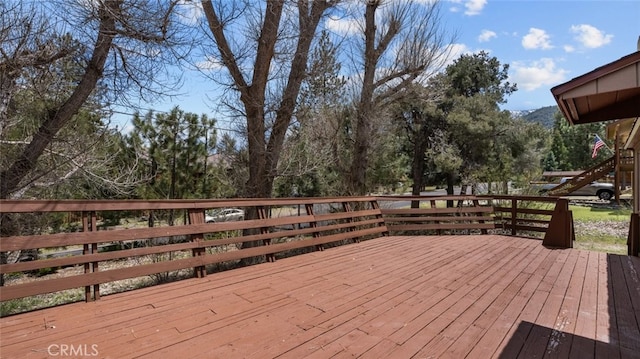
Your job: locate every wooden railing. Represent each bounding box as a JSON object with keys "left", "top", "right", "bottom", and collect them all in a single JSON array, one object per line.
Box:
[
  {"left": 0, "top": 195, "right": 574, "bottom": 304},
  {"left": 377, "top": 196, "right": 497, "bottom": 234},
  {"left": 0, "top": 197, "right": 386, "bottom": 302},
  {"left": 490, "top": 195, "right": 574, "bottom": 248}
]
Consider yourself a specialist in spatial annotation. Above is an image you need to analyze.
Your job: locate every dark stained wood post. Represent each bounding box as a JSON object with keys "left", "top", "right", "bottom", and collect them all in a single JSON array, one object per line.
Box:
[
  {"left": 188, "top": 209, "right": 206, "bottom": 278},
  {"left": 473, "top": 199, "right": 488, "bottom": 235},
  {"left": 82, "top": 211, "right": 99, "bottom": 301},
  {"left": 511, "top": 198, "right": 517, "bottom": 236},
  {"left": 629, "top": 213, "right": 639, "bottom": 256},
  {"left": 543, "top": 198, "right": 574, "bottom": 248},
  {"left": 430, "top": 199, "right": 441, "bottom": 235},
  {"left": 257, "top": 206, "right": 274, "bottom": 262},
  {"left": 305, "top": 203, "right": 322, "bottom": 251},
  {"left": 342, "top": 201, "right": 357, "bottom": 243},
  {"left": 615, "top": 124, "right": 621, "bottom": 204},
  {"left": 369, "top": 199, "right": 389, "bottom": 236}
]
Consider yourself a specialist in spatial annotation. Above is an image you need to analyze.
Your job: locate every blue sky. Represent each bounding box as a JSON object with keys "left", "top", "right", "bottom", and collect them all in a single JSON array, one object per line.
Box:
[
  {"left": 112, "top": 0, "right": 640, "bottom": 132},
  {"left": 442, "top": 0, "right": 640, "bottom": 111}
]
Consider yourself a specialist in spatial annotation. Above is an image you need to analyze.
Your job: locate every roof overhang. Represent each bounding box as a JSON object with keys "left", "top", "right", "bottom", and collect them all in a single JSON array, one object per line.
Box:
[{"left": 551, "top": 51, "right": 640, "bottom": 125}]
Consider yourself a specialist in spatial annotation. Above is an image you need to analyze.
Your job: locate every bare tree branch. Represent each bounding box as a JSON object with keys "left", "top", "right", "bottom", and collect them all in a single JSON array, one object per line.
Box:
[{"left": 0, "top": 0, "right": 188, "bottom": 199}]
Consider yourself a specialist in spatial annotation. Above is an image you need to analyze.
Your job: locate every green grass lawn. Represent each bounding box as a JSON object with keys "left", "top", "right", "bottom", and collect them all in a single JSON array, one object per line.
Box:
[
  {"left": 569, "top": 205, "right": 631, "bottom": 222},
  {"left": 569, "top": 205, "right": 631, "bottom": 254}
]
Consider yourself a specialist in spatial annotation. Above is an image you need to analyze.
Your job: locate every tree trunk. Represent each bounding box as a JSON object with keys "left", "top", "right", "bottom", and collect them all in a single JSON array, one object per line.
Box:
[
  {"left": 411, "top": 113, "right": 430, "bottom": 208},
  {"left": 411, "top": 145, "right": 425, "bottom": 208},
  {"left": 0, "top": 0, "right": 119, "bottom": 199},
  {"left": 201, "top": 1, "right": 335, "bottom": 265},
  {"left": 446, "top": 173, "right": 455, "bottom": 208},
  {"left": 349, "top": 2, "right": 379, "bottom": 196}
]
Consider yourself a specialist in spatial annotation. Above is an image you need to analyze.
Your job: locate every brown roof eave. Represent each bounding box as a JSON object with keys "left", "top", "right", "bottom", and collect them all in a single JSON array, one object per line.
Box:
[
  {"left": 550, "top": 51, "right": 640, "bottom": 96},
  {"left": 577, "top": 94, "right": 640, "bottom": 124},
  {"left": 551, "top": 51, "right": 640, "bottom": 125}
]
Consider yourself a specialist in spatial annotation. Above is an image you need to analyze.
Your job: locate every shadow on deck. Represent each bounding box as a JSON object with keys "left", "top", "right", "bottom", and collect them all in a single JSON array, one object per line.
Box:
[{"left": 1, "top": 234, "right": 639, "bottom": 358}]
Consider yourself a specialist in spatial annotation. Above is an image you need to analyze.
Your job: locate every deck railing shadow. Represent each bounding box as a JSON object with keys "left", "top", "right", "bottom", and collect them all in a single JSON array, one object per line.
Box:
[
  {"left": 497, "top": 252, "right": 640, "bottom": 357},
  {"left": 497, "top": 321, "right": 619, "bottom": 358},
  {"left": 1, "top": 195, "right": 575, "bottom": 311}
]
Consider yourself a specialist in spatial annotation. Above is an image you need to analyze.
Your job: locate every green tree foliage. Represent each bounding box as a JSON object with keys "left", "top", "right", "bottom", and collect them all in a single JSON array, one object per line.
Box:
[
  {"left": 391, "top": 83, "right": 445, "bottom": 202},
  {"left": 125, "top": 107, "right": 216, "bottom": 201},
  {"left": 211, "top": 133, "right": 248, "bottom": 198},
  {"left": 420, "top": 51, "right": 545, "bottom": 194},
  {"left": 522, "top": 105, "right": 557, "bottom": 129},
  {"left": 546, "top": 112, "right": 608, "bottom": 171},
  {"left": 348, "top": 0, "right": 454, "bottom": 195}
]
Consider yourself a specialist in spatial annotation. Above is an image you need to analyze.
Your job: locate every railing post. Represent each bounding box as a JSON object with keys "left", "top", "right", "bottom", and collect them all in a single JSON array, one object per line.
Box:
[
  {"left": 629, "top": 213, "right": 639, "bottom": 256},
  {"left": 305, "top": 203, "right": 322, "bottom": 251},
  {"left": 473, "top": 199, "right": 488, "bottom": 235},
  {"left": 82, "top": 211, "right": 99, "bottom": 302},
  {"left": 342, "top": 201, "right": 358, "bottom": 243},
  {"left": 511, "top": 199, "right": 517, "bottom": 236},
  {"left": 431, "top": 200, "right": 441, "bottom": 235},
  {"left": 370, "top": 199, "right": 389, "bottom": 236},
  {"left": 257, "top": 206, "right": 274, "bottom": 262},
  {"left": 188, "top": 209, "right": 206, "bottom": 278},
  {"left": 543, "top": 198, "right": 574, "bottom": 248}
]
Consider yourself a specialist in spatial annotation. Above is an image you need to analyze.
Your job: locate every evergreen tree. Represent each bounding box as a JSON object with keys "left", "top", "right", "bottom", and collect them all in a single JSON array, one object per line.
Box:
[
  {"left": 126, "top": 107, "right": 216, "bottom": 201},
  {"left": 431, "top": 51, "right": 530, "bottom": 195},
  {"left": 548, "top": 112, "right": 608, "bottom": 171}
]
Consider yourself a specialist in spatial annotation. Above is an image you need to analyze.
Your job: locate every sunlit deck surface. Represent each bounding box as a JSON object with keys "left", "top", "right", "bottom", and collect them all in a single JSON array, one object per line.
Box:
[{"left": 1, "top": 235, "right": 639, "bottom": 358}]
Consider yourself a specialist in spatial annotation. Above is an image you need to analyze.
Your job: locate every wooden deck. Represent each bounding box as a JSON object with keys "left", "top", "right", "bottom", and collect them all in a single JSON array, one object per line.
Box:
[{"left": 1, "top": 235, "right": 639, "bottom": 358}]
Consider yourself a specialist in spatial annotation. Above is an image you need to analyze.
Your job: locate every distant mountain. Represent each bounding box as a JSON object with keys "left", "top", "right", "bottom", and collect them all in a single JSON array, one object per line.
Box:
[
  {"left": 508, "top": 109, "right": 535, "bottom": 118},
  {"left": 510, "top": 105, "right": 558, "bottom": 129}
]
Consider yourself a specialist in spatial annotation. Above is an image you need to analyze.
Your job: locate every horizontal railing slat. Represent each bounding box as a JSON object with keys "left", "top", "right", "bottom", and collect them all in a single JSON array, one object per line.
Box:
[
  {"left": 387, "top": 223, "right": 498, "bottom": 232},
  {"left": 382, "top": 215, "right": 494, "bottom": 223},
  {"left": 380, "top": 207, "right": 493, "bottom": 215},
  {"left": 0, "top": 241, "right": 199, "bottom": 274},
  {"left": 503, "top": 224, "right": 547, "bottom": 233},
  {"left": 493, "top": 207, "right": 553, "bottom": 216}
]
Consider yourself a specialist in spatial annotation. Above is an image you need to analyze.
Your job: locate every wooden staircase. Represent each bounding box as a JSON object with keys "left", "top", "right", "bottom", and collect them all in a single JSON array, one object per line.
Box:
[{"left": 548, "top": 156, "right": 615, "bottom": 196}]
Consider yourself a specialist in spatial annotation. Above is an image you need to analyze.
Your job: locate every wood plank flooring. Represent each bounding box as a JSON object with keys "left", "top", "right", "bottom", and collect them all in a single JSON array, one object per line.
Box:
[{"left": 1, "top": 235, "right": 639, "bottom": 358}]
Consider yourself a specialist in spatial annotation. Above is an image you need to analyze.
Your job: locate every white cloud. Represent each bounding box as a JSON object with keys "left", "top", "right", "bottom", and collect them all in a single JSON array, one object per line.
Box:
[
  {"left": 447, "top": 0, "right": 486, "bottom": 16},
  {"left": 443, "top": 43, "right": 473, "bottom": 65},
  {"left": 478, "top": 30, "right": 497, "bottom": 43},
  {"left": 326, "top": 15, "right": 361, "bottom": 36},
  {"left": 570, "top": 24, "right": 613, "bottom": 49},
  {"left": 563, "top": 45, "right": 575, "bottom": 53},
  {"left": 522, "top": 28, "right": 553, "bottom": 50},
  {"left": 195, "top": 57, "right": 223, "bottom": 71},
  {"left": 176, "top": 0, "right": 203, "bottom": 25},
  {"left": 464, "top": 0, "right": 487, "bottom": 16},
  {"left": 511, "top": 58, "right": 568, "bottom": 91}
]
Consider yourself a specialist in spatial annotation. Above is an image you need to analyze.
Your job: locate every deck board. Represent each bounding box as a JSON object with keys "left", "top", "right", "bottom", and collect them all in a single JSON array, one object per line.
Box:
[{"left": 1, "top": 235, "right": 639, "bottom": 358}]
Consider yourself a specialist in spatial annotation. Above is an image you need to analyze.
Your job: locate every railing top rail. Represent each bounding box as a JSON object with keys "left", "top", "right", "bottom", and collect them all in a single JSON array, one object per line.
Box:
[
  {"left": 0, "top": 195, "right": 565, "bottom": 213},
  {"left": 375, "top": 195, "right": 483, "bottom": 201},
  {"left": 0, "top": 196, "right": 377, "bottom": 213}
]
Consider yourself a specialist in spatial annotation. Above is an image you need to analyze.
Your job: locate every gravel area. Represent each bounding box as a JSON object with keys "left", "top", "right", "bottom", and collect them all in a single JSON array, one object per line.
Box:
[
  {"left": 573, "top": 219, "right": 629, "bottom": 254},
  {"left": 574, "top": 219, "right": 629, "bottom": 238}
]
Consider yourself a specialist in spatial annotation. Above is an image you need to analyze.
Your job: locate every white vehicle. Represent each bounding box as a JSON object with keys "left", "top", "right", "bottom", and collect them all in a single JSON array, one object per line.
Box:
[{"left": 205, "top": 208, "right": 245, "bottom": 223}]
